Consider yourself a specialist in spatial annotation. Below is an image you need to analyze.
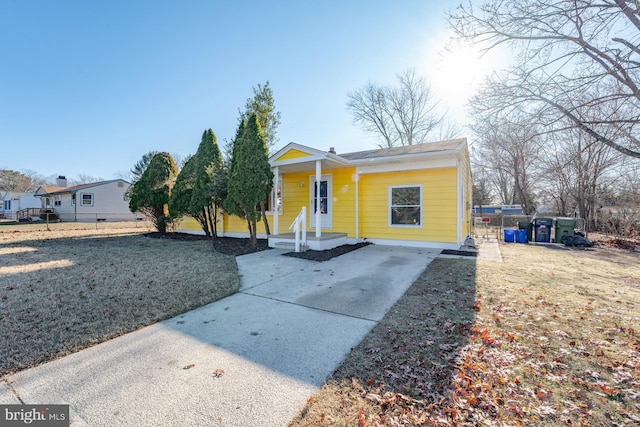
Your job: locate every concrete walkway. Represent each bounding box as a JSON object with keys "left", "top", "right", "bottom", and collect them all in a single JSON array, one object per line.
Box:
[
  {"left": 1, "top": 245, "right": 439, "bottom": 426},
  {"left": 476, "top": 236, "right": 503, "bottom": 262}
]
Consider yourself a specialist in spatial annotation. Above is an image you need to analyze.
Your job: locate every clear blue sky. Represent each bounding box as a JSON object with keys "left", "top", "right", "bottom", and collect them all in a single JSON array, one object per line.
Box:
[{"left": 0, "top": 0, "right": 471, "bottom": 181}]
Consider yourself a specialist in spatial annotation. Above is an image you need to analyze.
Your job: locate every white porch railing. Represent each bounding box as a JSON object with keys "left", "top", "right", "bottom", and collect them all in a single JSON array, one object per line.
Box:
[{"left": 288, "top": 206, "right": 307, "bottom": 252}]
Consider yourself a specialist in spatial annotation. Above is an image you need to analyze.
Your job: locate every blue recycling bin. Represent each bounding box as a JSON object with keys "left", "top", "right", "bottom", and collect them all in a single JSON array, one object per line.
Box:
[
  {"left": 515, "top": 229, "right": 528, "bottom": 243},
  {"left": 504, "top": 229, "right": 516, "bottom": 242},
  {"left": 533, "top": 217, "right": 553, "bottom": 243}
]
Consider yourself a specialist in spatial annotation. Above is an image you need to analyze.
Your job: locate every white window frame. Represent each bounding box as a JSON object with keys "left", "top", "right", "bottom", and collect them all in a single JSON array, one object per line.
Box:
[
  {"left": 81, "top": 193, "right": 94, "bottom": 207},
  {"left": 388, "top": 185, "right": 422, "bottom": 228},
  {"left": 71, "top": 194, "right": 76, "bottom": 206},
  {"left": 4, "top": 200, "right": 10, "bottom": 210}
]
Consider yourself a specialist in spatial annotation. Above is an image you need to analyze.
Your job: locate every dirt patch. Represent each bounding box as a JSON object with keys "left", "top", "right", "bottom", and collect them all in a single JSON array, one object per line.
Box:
[
  {"left": 290, "top": 243, "right": 640, "bottom": 426},
  {"left": 283, "top": 242, "right": 371, "bottom": 262},
  {"left": 0, "top": 227, "right": 239, "bottom": 376}
]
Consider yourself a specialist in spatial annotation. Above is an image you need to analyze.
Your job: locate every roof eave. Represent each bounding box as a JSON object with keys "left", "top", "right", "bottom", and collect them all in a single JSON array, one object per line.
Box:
[{"left": 349, "top": 147, "right": 461, "bottom": 166}]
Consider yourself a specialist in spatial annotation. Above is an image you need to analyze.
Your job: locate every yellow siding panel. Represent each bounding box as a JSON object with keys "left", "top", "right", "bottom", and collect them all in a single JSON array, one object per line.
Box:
[
  {"left": 360, "top": 168, "right": 458, "bottom": 243},
  {"left": 275, "top": 148, "right": 312, "bottom": 161},
  {"left": 328, "top": 168, "right": 357, "bottom": 236},
  {"left": 175, "top": 216, "right": 203, "bottom": 233},
  {"left": 224, "top": 214, "right": 268, "bottom": 235}
]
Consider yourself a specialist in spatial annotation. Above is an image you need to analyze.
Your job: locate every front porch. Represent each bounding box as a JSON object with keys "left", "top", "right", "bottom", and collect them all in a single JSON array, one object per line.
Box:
[{"left": 269, "top": 232, "right": 349, "bottom": 252}]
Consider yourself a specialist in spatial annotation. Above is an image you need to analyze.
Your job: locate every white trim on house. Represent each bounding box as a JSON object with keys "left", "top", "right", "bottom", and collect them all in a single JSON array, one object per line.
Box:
[
  {"left": 357, "top": 157, "right": 457, "bottom": 175},
  {"left": 362, "top": 238, "right": 461, "bottom": 250},
  {"left": 309, "top": 173, "right": 332, "bottom": 229}
]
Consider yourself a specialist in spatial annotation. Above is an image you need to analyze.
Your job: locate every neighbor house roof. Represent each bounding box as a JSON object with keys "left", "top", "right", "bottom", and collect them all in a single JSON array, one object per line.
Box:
[{"left": 35, "top": 179, "right": 130, "bottom": 197}]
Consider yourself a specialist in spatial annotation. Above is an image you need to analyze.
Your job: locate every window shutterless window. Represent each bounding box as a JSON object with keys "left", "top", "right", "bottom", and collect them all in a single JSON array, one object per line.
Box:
[
  {"left": 81, "top": 194, "right": 93, "bottom": 206},
  {"left": 389, "top": 185, "right": 422, "bottom": 227}
]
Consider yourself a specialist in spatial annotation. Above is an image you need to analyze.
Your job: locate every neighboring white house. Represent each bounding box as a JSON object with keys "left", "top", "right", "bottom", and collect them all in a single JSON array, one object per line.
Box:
[
  {"left": 0, "top": 191, "right": 41, "bottom": 219},
  {"left": 34, "top": 176, "right": 139, "bottom": 222}
]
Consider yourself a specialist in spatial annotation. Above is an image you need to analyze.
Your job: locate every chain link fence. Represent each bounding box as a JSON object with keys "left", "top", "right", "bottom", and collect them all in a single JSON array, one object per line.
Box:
[{"left": 472, "top": 214, "right": 586, "bottom": 241}]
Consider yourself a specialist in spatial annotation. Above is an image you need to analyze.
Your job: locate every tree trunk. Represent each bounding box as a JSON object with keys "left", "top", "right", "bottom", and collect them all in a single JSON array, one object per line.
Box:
[
  {"left": 249, "top": 220, "right": 258, "bottom": 248},
  {"left": 259, "top": 200, "right": 271, "bottom": 235},
  {"left": 206, "top": 205, "right": 216, "bottom": 240},
  {"left": 201, "top": 207, "right": 211, "bottom": 237},
  {"left": 211, "top": 205, "right": 218, "bottom": 238}
]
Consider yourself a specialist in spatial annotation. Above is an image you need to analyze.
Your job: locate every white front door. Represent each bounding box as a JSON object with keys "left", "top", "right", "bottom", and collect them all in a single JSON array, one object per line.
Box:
[{"left": 310, "top": 175, "right": 332, "bottom": 229}]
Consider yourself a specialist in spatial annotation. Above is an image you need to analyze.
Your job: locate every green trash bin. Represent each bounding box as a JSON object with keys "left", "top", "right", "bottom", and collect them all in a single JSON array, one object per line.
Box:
[
  {"left": 518, "top": 221, "right": 533, "bottom": 242},
  {"left": 554, "top": 218, "right": 576, "bottom": 243}
]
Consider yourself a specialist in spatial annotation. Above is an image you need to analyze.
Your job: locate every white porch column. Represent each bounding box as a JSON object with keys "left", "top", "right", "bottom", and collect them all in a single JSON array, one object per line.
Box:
[
  {"left": 355, "top": 168, "right": 359, "bottom": 239},
  {"left": 315, "top": 159, "right": 321, "bottom": 237},
  {"left": 273, "top": 166, "right": 279, "bottom": 236}
]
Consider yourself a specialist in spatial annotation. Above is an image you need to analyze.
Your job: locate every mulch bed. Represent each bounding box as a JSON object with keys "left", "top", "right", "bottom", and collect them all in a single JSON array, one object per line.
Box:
[
  {"left": 440, "top": 249, "right": 478, "bottom": 257},
  {"left": 145, "top": 232, "right": 371, "bottom": 260},
  {"left": 144, "top": 233, "right": 270, "bottom": 256},
  {"left": 283, "top": 242, "right": 371, "bottom": 262}
]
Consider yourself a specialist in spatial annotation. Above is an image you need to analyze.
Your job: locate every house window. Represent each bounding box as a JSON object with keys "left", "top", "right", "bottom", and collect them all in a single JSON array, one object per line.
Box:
[
  {"left": 72, "top": 194, "right": 76, "bottom": 205},
  {"left": 389, "top": 185, "right": 422, "bottom": 226},
  {"left": 3, "top": 200, "right": 10, "bottom": 210},
  {"left": 54, "top": 196, "right": 61, "bottom": 206},
  {"left": 81, "top": 193, "right": 94, "bottom": 206}
]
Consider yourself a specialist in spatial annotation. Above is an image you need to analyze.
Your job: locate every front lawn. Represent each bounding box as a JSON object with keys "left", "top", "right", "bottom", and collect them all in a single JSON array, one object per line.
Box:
[{"left": 0, "top": 226, "right": 239, "bottom": 376}]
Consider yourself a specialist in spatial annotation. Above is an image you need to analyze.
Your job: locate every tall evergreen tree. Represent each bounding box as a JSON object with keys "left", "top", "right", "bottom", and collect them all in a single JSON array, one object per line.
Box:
[
  {"left": 191, "top": 129, "right": 224, "bottom": 238},
  {"left": 224, "top": 114, "right": 273, "bottom": 247},
  {"left": 241, "top": 81, "right": 281, "bottom": 154},
  {"left": 128, "top": 152, "right": 178, "bottom": 233},
  {"left": 168, "top": 154, "right": 197, "bottom": 228}
]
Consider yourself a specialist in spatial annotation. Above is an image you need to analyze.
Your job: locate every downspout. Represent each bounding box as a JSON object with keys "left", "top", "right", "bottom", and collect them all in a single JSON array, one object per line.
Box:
[{"left": 74, "top": 191, "right": 77, "bottom": 221}]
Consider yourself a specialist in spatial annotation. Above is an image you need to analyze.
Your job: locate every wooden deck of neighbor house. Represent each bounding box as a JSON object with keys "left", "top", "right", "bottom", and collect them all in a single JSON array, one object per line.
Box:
[
  {"left": 16, "top": 208, "right": 56, "bottom": 222},
  {"left": 268, "top": 232, "right": 348, "bottom": 252}
]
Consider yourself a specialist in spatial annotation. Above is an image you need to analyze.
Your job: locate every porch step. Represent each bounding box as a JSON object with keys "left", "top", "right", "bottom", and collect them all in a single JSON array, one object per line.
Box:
[{"left": 273, "top": 241, "right": 308, "bottom": 252}]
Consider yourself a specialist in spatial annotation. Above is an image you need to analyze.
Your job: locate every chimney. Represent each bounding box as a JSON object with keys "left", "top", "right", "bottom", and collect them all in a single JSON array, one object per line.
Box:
[
  {"left": 56, "top": 176, "right": 67, "bottom": 187},
  {"left": 329, "top": 147, "right": 336, "bottom": 154}
]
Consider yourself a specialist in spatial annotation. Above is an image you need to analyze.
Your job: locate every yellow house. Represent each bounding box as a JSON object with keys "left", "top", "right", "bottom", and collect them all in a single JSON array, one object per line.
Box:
[{"left": 177, "top": 138, "right": 472, "bottom": 251}]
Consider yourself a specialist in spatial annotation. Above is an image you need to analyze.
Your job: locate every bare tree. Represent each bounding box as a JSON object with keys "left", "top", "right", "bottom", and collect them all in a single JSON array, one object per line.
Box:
[
  {"left": 449, "top": 0, "right": 640, "bottom": 158},
  {"left": 539, "top": 124, "right": 620, "bottom": 229},
  {"left": 0, "top": 169, "right": 47, "bottom": 192},
  {"left": 71, "top": 174, "right": 105, "bottom": 185},
  {"left": 470, "top": 113, "right": 540, "bottom": 215},
  {"left": 346, "top": 69, "right": 444, "bottom": 147}
]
